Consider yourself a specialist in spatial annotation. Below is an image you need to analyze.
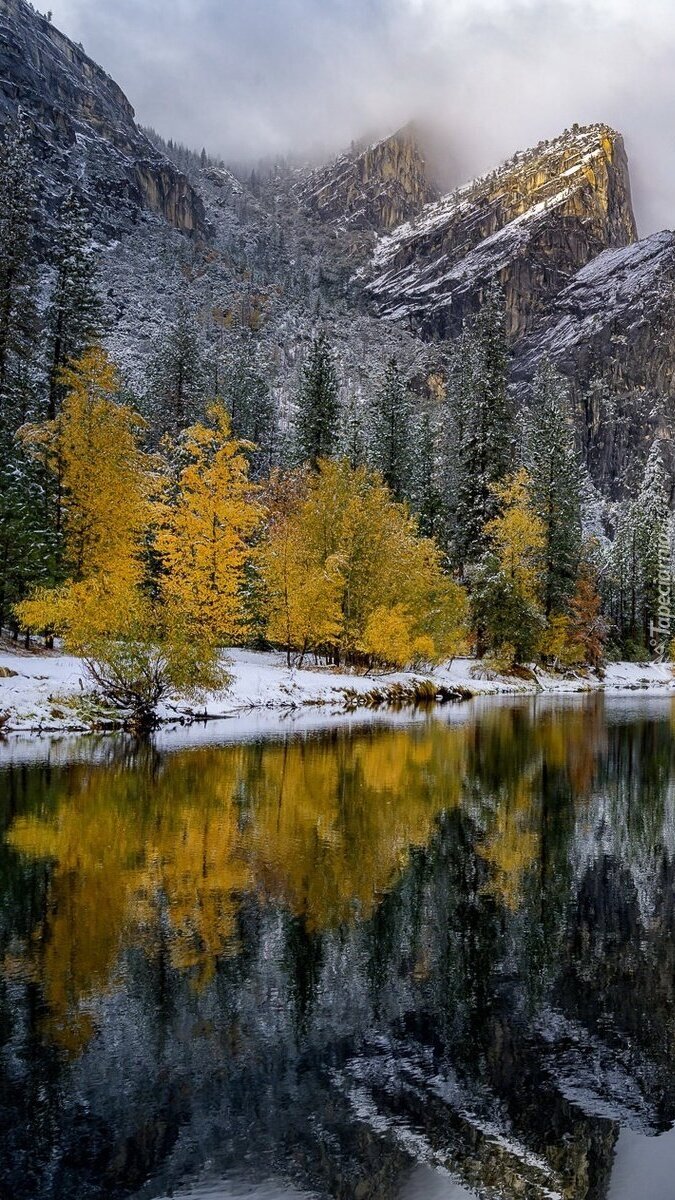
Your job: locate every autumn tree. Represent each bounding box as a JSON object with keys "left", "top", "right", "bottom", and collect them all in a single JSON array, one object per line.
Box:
[
  {"left": 258, "top": 468, "right": 343, "bottom": 666},
  {"left": 154, "top": 402, "right": 263, "bottom": 644},
  {"left": 470, "top": 469, "right": 546, "bottom": 667},
  {"left": 259, "top": 459, "right": 467, "bottom": 668},
  {"left": 566, "top": 558, "right": 607, "bottom": 668},
  {"left": 15, "top": 349, "right": 225, "bottom": 727}
]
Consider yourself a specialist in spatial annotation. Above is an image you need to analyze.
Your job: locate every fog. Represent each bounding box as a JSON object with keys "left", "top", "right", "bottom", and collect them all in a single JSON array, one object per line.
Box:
[{"left": 46, "top": 0, "right": 675, "bottom": 234}]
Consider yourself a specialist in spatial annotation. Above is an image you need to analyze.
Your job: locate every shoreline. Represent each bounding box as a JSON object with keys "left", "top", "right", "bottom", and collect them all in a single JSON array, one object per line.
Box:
[{"left": 1, "top": 648, "right": 675, "bottom": 737}]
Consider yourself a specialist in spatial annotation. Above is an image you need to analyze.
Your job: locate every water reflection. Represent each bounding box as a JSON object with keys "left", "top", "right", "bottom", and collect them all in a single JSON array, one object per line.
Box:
[{"left": 1, "top": 697, "right": 675, "bottom": 1199}]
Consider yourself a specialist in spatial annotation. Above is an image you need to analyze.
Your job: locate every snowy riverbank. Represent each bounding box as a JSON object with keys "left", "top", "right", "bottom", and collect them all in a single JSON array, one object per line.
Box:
[{"left": 1, "top": 647, "right": 675, "bottom": 734}]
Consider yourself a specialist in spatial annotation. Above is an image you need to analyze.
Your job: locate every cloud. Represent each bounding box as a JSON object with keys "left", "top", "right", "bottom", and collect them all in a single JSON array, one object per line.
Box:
[{"left": 46, "top": 0, "right": 675, "bottom": 233}]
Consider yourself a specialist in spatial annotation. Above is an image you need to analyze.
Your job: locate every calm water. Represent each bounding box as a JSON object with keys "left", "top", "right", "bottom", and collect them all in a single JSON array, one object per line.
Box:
[{"left": 2, "top": 696, "right": 675, "bottom": 1200}]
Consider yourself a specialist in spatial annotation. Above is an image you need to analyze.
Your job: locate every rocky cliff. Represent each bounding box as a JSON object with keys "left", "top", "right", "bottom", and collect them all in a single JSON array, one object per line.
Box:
[
  {"left": 0, "top": 0, "right": 204, "bottom": 234},
  {"left": 363, "top": 124, "right": 638, "bottom": 340},
  {"left": 513, "top": 231, "right": 675, "bottom": 493},
  {"left": 298, "top": 123, "right": 439, "bottom": 233}
]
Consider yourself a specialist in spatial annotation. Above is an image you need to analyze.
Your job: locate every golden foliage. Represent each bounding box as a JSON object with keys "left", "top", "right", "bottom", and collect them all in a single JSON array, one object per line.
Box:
[
  {"left": 154, "top": 404, "right": 263, "bottom": 643},
  {"left": 16, "top": 348, "right": 152, "bottom": 644},
  {"left": 259, "top": 459, "right": 467, "bottom": 666},
  {"left": 485, "top": 468, "right": 546, "bottom": 604}
]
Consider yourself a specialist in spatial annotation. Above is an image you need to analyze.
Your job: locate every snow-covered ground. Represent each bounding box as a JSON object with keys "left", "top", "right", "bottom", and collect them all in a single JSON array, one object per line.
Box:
[{"left": 1, "top": 647, "right": 674, "bottom": 736}]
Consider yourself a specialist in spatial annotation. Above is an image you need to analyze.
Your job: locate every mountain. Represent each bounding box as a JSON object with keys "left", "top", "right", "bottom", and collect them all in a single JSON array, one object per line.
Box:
[
  {"left": 297, "top": 123, "right": 440, "bottom": 233},
  {"left": 0, "top": 0, "right": 203, "bottom": 234},
  {"left": 1, "top": 0, "right": 674, "bottom": 503},
  {"left": 362, "top": 124, "right": 638, "bottom": 340},
  {"left": 513, "top": 231, "right": 675, "bottom": 493}
]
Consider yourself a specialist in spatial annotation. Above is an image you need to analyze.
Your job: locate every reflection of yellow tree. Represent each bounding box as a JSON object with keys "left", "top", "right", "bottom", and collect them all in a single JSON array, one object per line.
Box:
[
  {"left": 4, "top": 702, "right": 607, "bottom": 1053},
  {"left": 7, "top": 752, "right": 249, "bottom": 1049},
  {"left": 245, "top": 727, "right": 467, "bottom": 929},
  {"left": 478, "top": 775, "right": 540, "bottom": 911}
]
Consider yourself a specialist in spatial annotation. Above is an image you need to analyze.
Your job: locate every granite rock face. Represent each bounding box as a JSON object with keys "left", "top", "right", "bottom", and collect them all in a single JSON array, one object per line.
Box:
[
  {"left": 513, "top": 232, "right": 675, "bottom": 494},
  {"left": 363, "top": 124, "right": 638, "bottom": 340},
  {"left": 298, "top": 123, "right": 440, "bottom": 233},
  {"left": 0, "top": 0, "right": 204, "bottom": 234}
]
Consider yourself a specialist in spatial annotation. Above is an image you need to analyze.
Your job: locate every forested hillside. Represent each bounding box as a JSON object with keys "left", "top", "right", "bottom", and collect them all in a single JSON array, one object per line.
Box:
[{"left": 1, "top": 0, "right": 674, "bottom": 725}]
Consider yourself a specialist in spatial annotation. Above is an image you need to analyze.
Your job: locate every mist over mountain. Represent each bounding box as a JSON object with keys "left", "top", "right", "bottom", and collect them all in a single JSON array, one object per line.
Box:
[{"left": 44, "top": 0, "right": 675, "bottom": 234}]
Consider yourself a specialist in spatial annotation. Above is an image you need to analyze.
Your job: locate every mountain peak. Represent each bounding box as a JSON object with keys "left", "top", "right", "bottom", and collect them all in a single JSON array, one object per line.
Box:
[
  {"left": 297, "top": 122, "right": 441, "bottom": 233},
  {"left": 363, "top": 122, "right": 637, "bottom": 340}
]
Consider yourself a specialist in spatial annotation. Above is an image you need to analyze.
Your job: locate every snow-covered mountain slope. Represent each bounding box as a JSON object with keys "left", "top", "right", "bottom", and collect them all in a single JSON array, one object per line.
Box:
[
  {"left": 0, "top": 0, "right": 203, "bottom": 234},
  {"left": 297, "top": 122, "right": 439, "bottom": 233},
  {"left": 362, "top": 124, "right": 638, "bottom": 339},
  {"left": 516, "top": 231, "right": 675, "bottom": 384},
  {"left": 512, "top": 231, "right": 675, "bottom": 493}
]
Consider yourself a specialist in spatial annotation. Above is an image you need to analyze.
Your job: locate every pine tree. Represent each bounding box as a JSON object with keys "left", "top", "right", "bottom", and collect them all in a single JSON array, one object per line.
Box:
[
  {"left": 632, "top": 441, "right": 672, "bottom": 649},
  {"left": 524, "top": 361, "right": 582, "bottom": 615},
  {"left": 369, "top": 357, "right": 414, "bottom": 501},
  {"left": 0, "top": 114, "right": 40, "bottom": 424},
  {"left": 410, "top": 410, "right": 444, "bottom": 540},
  {"left": 449, "top": 286, "right": 514, "bottom": 566},
  {"left": 295, "top": 331, "right": 340, "bottom": 468},
  {"left": 218, "top": 335, "right": 278, "bottom": 476},
  {"left": 608, "top": 441, "right": 673, "bottom": 654},
  {"left": 145, "top": 303, "right": 210, "bottom": 440},
  {"left": 339, "top": 389, "right": 369, "bottom": 468},
  {"left": 46, "top": 188, "right": 102, "bottom": 419}
]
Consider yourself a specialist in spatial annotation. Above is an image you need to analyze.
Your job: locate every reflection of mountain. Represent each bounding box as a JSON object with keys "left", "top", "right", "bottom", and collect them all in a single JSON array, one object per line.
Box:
[{"left": 2, "top": 700, "right": 675, "bottom": 1198}]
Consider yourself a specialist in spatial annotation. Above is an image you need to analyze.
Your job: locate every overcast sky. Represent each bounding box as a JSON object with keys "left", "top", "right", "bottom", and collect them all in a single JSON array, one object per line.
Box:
[{"left": 45, "top": 0, "right": 675, "bottom": 234}]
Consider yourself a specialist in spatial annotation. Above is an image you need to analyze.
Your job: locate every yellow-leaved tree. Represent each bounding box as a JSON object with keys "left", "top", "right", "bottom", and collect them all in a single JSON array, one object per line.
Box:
[
  {"left": 259, "top": 459, "right": 467, "bottom": 668},
  {"left": 16, "top": 348, "right": 150, "bottom": 644},
  {"left": 15, "top": 349, "right": 227, "bottom": 727},
  {"left": 470, "top": 468, "right": 546, "bottom": 668},
  {"left": 154, "top": 402, "right": 264, "bottom": 643}
]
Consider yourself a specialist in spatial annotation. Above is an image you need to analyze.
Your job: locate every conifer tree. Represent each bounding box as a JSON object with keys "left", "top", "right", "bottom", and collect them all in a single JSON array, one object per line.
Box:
[
  {"left": 525, "top": 361, "right": 583, "bottom": 615},
  {"left": 46, "top": 188, "right": 102, "bottom": 419},
  {"left": 218, "top": 335, "right": 278, "bottom": 476},
  {"left": 369, "top": 357, "right": 414, "bottom": 501},
  {"left": 449, "top": 286, "right": 514, "bottom": 566},
  {"left": 145, "top": 303, "right": 210, "bottom": 440},
  {"left": 410, "top": 410, "right": 444, "bottom": 540},
  {"left": 339, "top": 388, "right": 370, "bottom": 469},
  {"left": 0, "top": 114, "right": 40, "bottom": 423},
  {"left": 295, "top": 331, "right": 340, "bottom": 467},
  {"left": 608, "top": 441, "right": 673, "bottom": 654}
]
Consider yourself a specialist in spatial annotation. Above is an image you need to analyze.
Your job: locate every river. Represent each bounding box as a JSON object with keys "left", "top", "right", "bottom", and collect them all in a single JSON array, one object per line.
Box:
[{"left": 1, "top": 695, "right": 675, "bottom": 1199}]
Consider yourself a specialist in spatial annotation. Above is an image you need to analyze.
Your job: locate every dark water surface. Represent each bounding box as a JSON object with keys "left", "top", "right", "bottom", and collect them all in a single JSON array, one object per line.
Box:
[{"left": 2, "top": 696, "right": 675, "bottom": 1200}]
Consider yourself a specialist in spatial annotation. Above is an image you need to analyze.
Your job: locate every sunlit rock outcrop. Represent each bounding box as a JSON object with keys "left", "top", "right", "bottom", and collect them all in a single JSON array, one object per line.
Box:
[
  {"left": 298, "top": 122, "right": 440, "bottom": 233},
  {"left": 363, "top": 124, "right": 638, "bottom": 339}
]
